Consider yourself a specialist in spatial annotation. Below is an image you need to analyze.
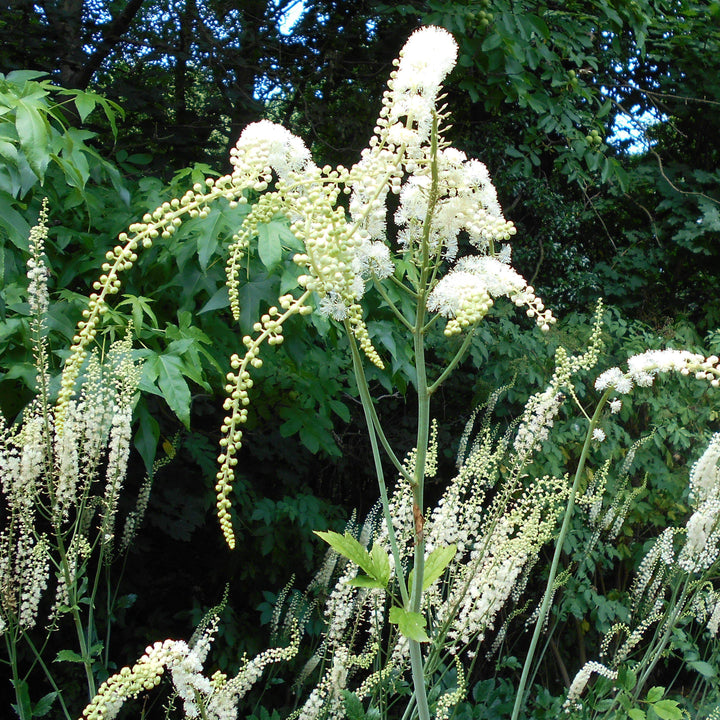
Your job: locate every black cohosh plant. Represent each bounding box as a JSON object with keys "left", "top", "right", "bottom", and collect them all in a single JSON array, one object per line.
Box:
[
  {"left": 47, "top": 25, "right": 720, "bottom": 720},
  {"left": 0, "top": 202, "right": 169, "bottom": 720}
]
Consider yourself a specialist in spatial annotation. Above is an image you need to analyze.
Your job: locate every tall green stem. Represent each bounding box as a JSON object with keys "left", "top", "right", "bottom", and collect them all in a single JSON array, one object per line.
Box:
[
  {"left": 347, "top": 326, "right": 409, "bottom": 608},
  {"left": 408, "top": 313, "right": 431, "bottom": 720},
  {"left": 511, "top": 390, "right": 611, "bottom": 720}
]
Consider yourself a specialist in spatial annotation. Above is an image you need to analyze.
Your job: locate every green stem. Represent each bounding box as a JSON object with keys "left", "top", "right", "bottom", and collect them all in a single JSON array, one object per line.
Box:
[
  {"left": 408, "top": 318, "right": 431, "bottom": 720},
  {"left": 511, "top": 390, "right": 611, "bottom": 720},
  {"left": 346, "top": 346, "right": 413, "bottom": 483},
  {"left": 427, "top": 327, "right": 477, "bottom": 396},
  {"left": 20, "top": 632, "right": 73, "bottom": 720},
  {"left": 374, "top": 280, "right": 414, "bottom": 332},
  {"left": 347, "top": 324, "right": 409, "bottom": 608},
  {"left": 54, "top": 528, "right": 97, "bottom": 699},
  {"left": 6, "top": 632, "right": 30, "bottom": 720}
]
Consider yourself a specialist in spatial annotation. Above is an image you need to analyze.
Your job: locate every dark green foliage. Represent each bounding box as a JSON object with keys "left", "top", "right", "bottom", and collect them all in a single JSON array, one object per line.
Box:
[{"left": 1, "top": 2, "right": 720, "bottom": 716}]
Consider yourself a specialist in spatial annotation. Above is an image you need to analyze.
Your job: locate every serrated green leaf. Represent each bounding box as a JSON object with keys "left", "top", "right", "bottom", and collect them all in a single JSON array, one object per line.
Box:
[
  {"left": 195, "top": 205, "right": 225, "bottom": 271},
  {"left": 651, "top": 700, "right": 683, "bottom": 720},
  {"left": 369, "top": 543, "right": 390, "bottom": 588},
  {"left": 314, "top": 531, "right": 373, "bottom": 576},
  {"left": 33, "top": 691, "right": 57, "bottom": 717},
  {"left": 10, "top": 677, "right": 32, "bottom": 718},
  {"left": 199, "top": 285, "right": 230, "bottom": 314},
  {"left": 408, "top": 544, "right": 457, "bottom": 596},
  {"left": 421, "top": 544, "right": 456, "bottom": 590},
  {"left": 74, "top": 93, "right": 96, "bottom": 122},
  {"left": 619, "top": 667, "right": 637, "bottom": 692},
  {"left": 341, "top": 690, "right": 366, "bottom": 720},
  {"left": 645, "top": 687, "right": 664, "bottom": 704},
  {"left": 15, "top": 99, "right": 49, "bottom": 180},
  {"left": 154, "top": 354, "right": 192, "bottom": 428},
  {"left": 55, "top": 648, "right": 85, "bottom": 663},
  {"left": 257, "top": 221, "right": 284, "bottom": 269},
  {"left": 388, "top": 606, "right": 430, "bottom": 642},
  {"left": 0, "top": 191, "right": 30, "bottom": 248}
]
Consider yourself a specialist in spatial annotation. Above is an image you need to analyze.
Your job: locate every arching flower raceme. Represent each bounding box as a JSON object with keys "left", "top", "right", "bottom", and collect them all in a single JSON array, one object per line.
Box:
[
  {"left": 595, "top": 349, "right": 720, "bottom": 395},
  {"left": 428, "top": 255, "right": 555, "bottom": 335}
]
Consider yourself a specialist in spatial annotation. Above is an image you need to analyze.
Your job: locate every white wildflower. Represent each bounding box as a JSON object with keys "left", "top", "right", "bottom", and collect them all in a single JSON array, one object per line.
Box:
[
  {"left": 678, "top": 496, "right": 720, "bottom": 573},
  {"left": 514, "top": 386, "right": 564, "bottom": 458},
  {"left": 708, "top": 597, "right": 720, "bottom": 636},
  {"left": 427, "top": 270, "right": 493, "bottom": 336},
  {"left": 354, "top": 240, "right": 394, "bottom": 280},
  {"left": 689, "top": 433, "right": 720, "bottom": 506},
  {"left": 232, "top": 120, "right": 313, "bottom": 183},
  {"left": 594, "top": 367, "right": 633, "bottom": 395},
  {"left": 318, "top": 292, "right": 350, "bottom": 321},
  {"left": 389, "top": 26, "right": 458, "bottom": 138},
  {"left": 563, "top": 661, "right": 617, "bottom": 711},
  {"left": 628, "top": 349, "right": 704, "bottom": 387}
]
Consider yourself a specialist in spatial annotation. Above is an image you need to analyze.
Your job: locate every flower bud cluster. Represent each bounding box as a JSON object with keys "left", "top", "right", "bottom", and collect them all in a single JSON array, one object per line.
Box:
[
  {"left": 215, "top": 295, "right": 312, "bottom": 548},
  {"left": 427, "top": 271, "right": 493, "bottom": 335},
  {"left": 57, "top": 176, "right": 237, "bottom": 433},
  {"left": 226, "top": 194, "right": 279, "bottom": 321},
  {"left": 426, "top": 254, "right": 556, "bottom": 337},
  {"left": 82, "top": 640, "right": 173, "bottom": 719},
  {"left": 230, "top": 119, "right": 314, "bottom": 186}
]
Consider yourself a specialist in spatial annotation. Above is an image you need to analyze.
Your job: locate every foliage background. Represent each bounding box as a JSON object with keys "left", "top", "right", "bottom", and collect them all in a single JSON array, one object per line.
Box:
[{"left": 1, "top": 0, "right": 719, "bottom": 714}]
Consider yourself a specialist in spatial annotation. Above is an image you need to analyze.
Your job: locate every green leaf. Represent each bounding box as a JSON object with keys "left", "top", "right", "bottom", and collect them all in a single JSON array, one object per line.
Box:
[
  {"left": 408, "top": 544, "right": 456, "bottom": 595},
  {"left": 645, "top": 687, "right": 664, "bottom": 704},
  {"left": 628, "top": 709, "right": 646, "bottom": 720},
  {"left": 54, "top": 648, "right": 85, "bottom": 663},
  {"left": 688, "top": 660, "right": 717, "bottom": 678},
  {"left": 74, "top": 92, "right": 96, "bottom": 122},
  {"left": 0, "top": 191, "right": 30, "bottom": 248},
  {"left": 421, "top": 544, "right": 456, "bottom": 590},
  {"left": 341, "top": 691, "right": 366, "bottom": 720},
  {"left": 257, "top": 221, "right": 284, "bottom": 269},
  {"left": 314, "top": 530, "right": 373, "bottom": 576},
  {"left": 199, "top": 285, "right": 230, "bottom": 314},
  {"left": 619, "top": 666, "right": 637, "bottom": 692},
  {"left": 651, "top": 700, "right": 683, "bottom": 720},
  {"left": 33, "top": 691, "right": 57, "bottom": 718},
  {"left": 134, "top": 404, "right": 160, "bottom": 473},
  {"left": 15, "top": 99, "right": 49, "bottom": 180},
  {"left": 368, "top": 543, "right": 390, "bottom": 588},
  {"left": 348, "top": 575, "right": 387, "bottom": 589},
  {"left": 149, "top": 354, "right": 192, "bottom": 428},
  {"left": 10, "top": 677, "right": 32, "bottom": 719},
  {"left": 388, "top": 606, "right": 430, "bottom": 643}
]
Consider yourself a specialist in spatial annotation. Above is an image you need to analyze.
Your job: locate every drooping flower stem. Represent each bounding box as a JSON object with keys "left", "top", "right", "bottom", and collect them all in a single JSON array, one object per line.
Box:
[{"left": 511, "top": 389, "right": 612, "bottom": 720}]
